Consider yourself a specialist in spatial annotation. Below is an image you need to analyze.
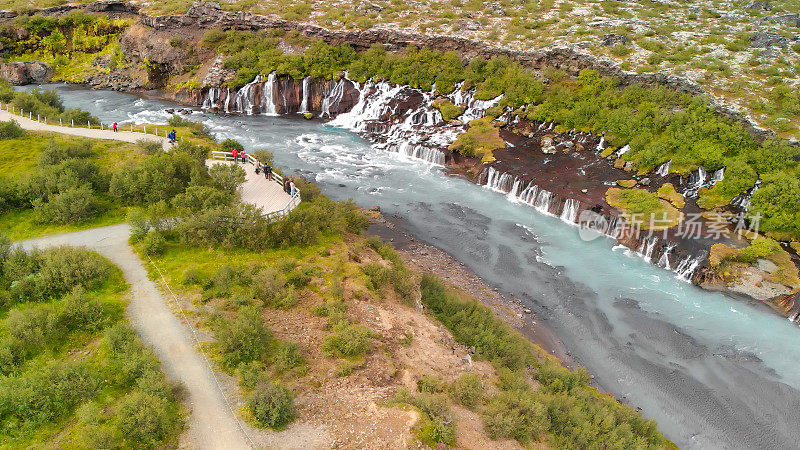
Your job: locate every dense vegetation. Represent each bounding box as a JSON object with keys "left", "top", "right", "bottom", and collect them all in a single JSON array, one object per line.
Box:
[
  {"left": 419, "top": 275, "right": 669, "bottom": 448},
  {"left": 201, "top": 30, "right": 800, "bottom": 238},
  {"left": 0, "top": 242, "right": 182, "bottom": 447},
  {"left": 0, "top": 12, "right": 130, "bottom": 82},
  {"left": 0, "top": 83, "right": 99, "bottom": 126}
]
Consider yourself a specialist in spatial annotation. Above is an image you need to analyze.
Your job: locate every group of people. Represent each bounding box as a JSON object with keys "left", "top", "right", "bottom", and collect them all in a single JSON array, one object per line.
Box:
[
  {"left": 230, "top": 148, "right": 248, "bottom": 164},
  {"left": 229, "top": 147, "right": 297, "bottom": 197}
]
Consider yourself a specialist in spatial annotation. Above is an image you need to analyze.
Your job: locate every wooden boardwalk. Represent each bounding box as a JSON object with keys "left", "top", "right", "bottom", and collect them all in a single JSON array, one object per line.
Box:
[{"left": 206, "top": 159, "right": 294, "bottom": 215}]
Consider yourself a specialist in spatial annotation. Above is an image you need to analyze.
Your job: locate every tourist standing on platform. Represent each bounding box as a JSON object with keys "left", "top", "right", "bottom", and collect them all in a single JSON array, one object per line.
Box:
[{"left": 231, "top": 148, "right": 238, "bottom": 163}]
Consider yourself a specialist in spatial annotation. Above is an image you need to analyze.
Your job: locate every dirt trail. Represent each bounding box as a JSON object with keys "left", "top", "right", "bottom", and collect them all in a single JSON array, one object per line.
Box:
[
  {"left": 17, "top": 225, "right": 251, "bottom": 449},
  {"left": 0, "top": 108, "right": 170, "bottom": 149}
]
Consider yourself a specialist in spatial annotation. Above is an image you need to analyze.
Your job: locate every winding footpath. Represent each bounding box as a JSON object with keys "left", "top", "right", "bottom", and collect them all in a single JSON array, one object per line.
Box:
[
  {"left": 0, "top": 108, "right": 170, "bottom": 149},
  {"left": 17, "top": 225, "right": 251, "bottom": 449}
]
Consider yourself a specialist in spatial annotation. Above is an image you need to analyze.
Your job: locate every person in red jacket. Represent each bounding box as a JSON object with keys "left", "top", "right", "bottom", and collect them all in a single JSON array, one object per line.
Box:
[
  {"left": 231, "top": 148, "right": 238, "bottom": 163},
  {"left": 240, "top": 149, "right": 247, "bottom": 165}
]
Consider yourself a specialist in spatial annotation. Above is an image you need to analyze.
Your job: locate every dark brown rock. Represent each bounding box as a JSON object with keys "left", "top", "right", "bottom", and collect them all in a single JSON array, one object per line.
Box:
[{"left": 0, "top": 61, "right": 52, "bottom": 85}]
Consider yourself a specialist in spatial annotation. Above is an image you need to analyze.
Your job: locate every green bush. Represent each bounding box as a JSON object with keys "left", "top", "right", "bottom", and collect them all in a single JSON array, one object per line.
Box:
[
  {"left": 483, "top": 391, "right": 550, "bottom": 443},
  {"left": 0, "top": 120, "right": 24, "bottom": 139},
  {"left": 209, "top": 162, "right": 246, "bottom": 192},
  {"left": 116, "top": 391, "right": 179, "bottom": 448},
  {"left": 214, "top": 306, "right": 274, "bottom": 368},
  {"left": 220, "top": 138, "right": 244, "bottom": 153},
  {"left": 137, "top": 139, "right": 163, "bottom": 155},
  {"left": 5, "top": 246, "right": 111, "bottom": 300},
  {"left": 273, "top": 341, "right": 305, "bottom": 373},
  {"left": 419, "top": 275, "right": 533, "bottom": 370},
  {"left": 141, "top": 230, "right": 166, "bottom": 256},
  {"left": 322, "top": 322, "right": 371, "bottom": 358},
  {"left": 248, "top": 382, "right": 293, "bottom": 429},
  {"left": 417, "top": 374, "right": 444, "bottom": 393},
  {"left": 171, "top": 185, "right": 232, "bottom": 212},
  {"left": 32, "top": 183, "right": 99, "bottom": 224},
  {"left": 448, "top": 373, "right": 484, "bottom": 409}
]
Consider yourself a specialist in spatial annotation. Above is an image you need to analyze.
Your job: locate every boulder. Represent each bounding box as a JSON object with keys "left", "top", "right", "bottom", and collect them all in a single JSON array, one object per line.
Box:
[
  {"left": 602, "top": 34, "right": 628, "bottom": 46},
  {"left": 0, "top": 61, "right": 52, "bottom": 85},
  {"left": 749, "top": 32, "right": 787, "bottom": 48},
  {"left": 747, "top": 1, "right": 772, "bottom": 10}
]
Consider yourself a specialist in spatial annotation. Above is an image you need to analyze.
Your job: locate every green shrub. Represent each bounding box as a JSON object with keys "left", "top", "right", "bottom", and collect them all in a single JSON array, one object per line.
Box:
[
  {"left": 209, "top": 162, "right": 246, "bottom": 192},
  {"left": 248, "top": 382, "right": 293, "bottom": 428},
  {"left": 322, "top": 322, "right": 371, "bottom": 358},
  {"left": 417, "top": 374, "right": 444, "bottom": 393},
  {"left": 38, "top": 140, "right": 94, "bottom": 165},
  {"left": 214, "top": 306, "right": 274, "bottom": 368},
  {"left": 419, "top": 275, "right": 533, "bottom": 370},
  {"left": 137, "top": 139, "right": 163, "bottom": 155},
  {"left": 0, "top": 120, "right": 24, "bottom": 139},
  {"left": 5, "top": 246, "right": 111, "bottom": 300},
  {"left": 141, "top": 230, "right": 166, "bottom": 256},
  {"left": 483, "top": 391, "right": 550, "bottom": 443},
  {"left": 220, "top": 138, "right": 244, "bottom": 153},
  {"left": 273, "top": 341, "right": 305, "bottom": 373},
  {"left": 32, "top": 183, "right": 100, "bottom": 224},
  {"left": 116, "top": 391, "right": 179, "bottom": 448},
  {"left": 448, "top": 373, "right": 484, "bottom": 409},
  {"left": 171, "top": 185, "right": 231, "bottom": 213}
]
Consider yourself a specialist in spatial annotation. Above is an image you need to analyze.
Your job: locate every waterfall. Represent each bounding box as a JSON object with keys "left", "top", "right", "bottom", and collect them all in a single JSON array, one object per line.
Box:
[
  {"left": 223, "top": 87, "right": 230, "bottom": 114},
  {"left": 637, "top": 236, "right": 659, "bottom": 262},
  {"left": 710, "top": 167, "right": 725, "bottom": 186},
  {"left": 730, "top": 180, "right": 761, "bottom": 210},
  {"left": 233, "top": 75, "right": 261, "bottom": 114},
  {"left": 595, "top": 136, "right": 605, "bottom": 152},
  {"left": 533, "top": 189, "right": 553, "bottom": 214},
  {"left": 482, "top": 167, "right": 515, "bottom": 193},
  {"left": 656, "top": 160, "right": 671, "bottom": 177},
  {"left": 675, "top": 253, "right": 705, "bottom": 281},
  {"left": 615, "top": 144, "right": 631, "bottom": 157},
  {"left": 518, "top": 182, "right": 539, "bottom": 205},
  {"left": 299, "top": 76, "right": 310, "bottom": 114},
  {"left": 202, "top": 87, "right": 219, "bottom": 110},
  {"left": 448, "top": 87, "right": 502, "bottom": 123},
  {"left": 658, "top": 243, "right": 677, "bottom": 269},
  {"left": 560, "top": 199, "right": 581, "bottom": 224},
  {"left": 390, "top": 142, "right": 446, "bottom": 165},
  {"left": 261, "top": 72, "right": 277, "bottom": 116},
  {"left": 321, "top": 78, "right": 346, "bottom": 118},
  {"left": 683, "top": 166, "right": 708, "bottom": 198}
]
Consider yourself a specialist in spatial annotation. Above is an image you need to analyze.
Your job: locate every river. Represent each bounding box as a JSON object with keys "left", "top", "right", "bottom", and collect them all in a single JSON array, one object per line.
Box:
[{"left": 23, "top": 84, "right": 800, "bottom": 449}]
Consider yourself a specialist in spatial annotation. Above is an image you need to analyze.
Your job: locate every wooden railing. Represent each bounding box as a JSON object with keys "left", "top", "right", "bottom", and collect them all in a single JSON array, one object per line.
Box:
[{"left": 210, "top": 150, "right": 301, "bottom": 218}]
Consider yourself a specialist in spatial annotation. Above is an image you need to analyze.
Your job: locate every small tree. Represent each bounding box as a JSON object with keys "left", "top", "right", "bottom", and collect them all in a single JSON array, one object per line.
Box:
[
  {"left": 209, "top": 163, "right": 246, "bottom": 193},
  {"left": 248, "top": 382, "right": 293, "bottom": 429},
  {"left": 220, "top": 138, "right": 244, "bottom": 153}
]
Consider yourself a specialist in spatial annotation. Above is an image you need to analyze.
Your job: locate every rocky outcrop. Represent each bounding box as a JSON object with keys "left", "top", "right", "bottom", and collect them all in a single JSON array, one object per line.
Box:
[
  {"left": 0, "top": 61, "right": 52, "bottom": 85},
  {"left": 749, "top": 32, "right": 788, "bottom": 48}
]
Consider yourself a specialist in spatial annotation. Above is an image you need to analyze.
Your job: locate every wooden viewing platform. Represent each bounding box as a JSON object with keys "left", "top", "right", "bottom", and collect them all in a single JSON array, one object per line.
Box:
[{"left": 206, "top": 152, "right": 300, "bottom": 219}]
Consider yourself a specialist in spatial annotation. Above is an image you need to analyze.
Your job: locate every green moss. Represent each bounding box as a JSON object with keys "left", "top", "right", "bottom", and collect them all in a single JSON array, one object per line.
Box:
[
  {"left": 448, "top": 117, "right": 505, "bottom": 158},
  {"left": 432, "top": 98, "right": 465, "bottom": 121},
  {"left": 605, "top": 188, "right": 682, "bottom": 230}
]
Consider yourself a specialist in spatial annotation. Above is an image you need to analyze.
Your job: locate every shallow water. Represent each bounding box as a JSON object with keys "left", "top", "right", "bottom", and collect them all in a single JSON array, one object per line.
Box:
[{"left": 25, "top": 84, "right": 800, "bottom": 448}]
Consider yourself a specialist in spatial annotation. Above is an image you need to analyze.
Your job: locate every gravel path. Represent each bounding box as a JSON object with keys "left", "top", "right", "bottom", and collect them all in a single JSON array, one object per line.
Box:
[
  {"left": 17, "top": 225, "right": 251, "bottom": 449},
  {"left": 0, "top": 108, "right": 170, "bottom": 149}
]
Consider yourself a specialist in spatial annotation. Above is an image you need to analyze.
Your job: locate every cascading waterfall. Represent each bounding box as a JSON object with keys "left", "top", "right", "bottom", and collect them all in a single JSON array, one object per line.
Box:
[
  {"left": 560, "top": 198, "right": 581, "bottom": 224},
  {"left": 232, "top": 75, "right": 262, "bottom": 114},
  {"left": 637, "top": 236, "right": 659, "bottom": 262},
  {"left": 202, "top": 87, "right": 219, "bottom": 110},
  {"left": 684, "top": 166, "right": 708, "bottom": 197},
  {"left": 658, "top": 242, "right": 677, "bottom": 269},
  {"left": 448, "top": 86, "right": 502, "bottom": 123},
  {"left": 595, "top": 136, "right": 605, "bottom": 152},
  {"left": 656, "top": 160, "right": 671, "bottom": 177},
  {"left": 730, "top": 180, "right": 761, "bottom": 210},
  {"left": 675, "top": 253, "right": 705, "bottom": 281},
  {"left": 710, "top": 167, "right": 724, "bottom": 185},
  {"left": 321, "top": 78, "right": 346, "bottom": 118},
  {"left": 261, "top": 72, "right": 277, "bottom": 116},
  {"left": 299, "top": 76, "right": 310, "bottom": 114},
  {"left": 533, "top": 189, "right": 554, "bottom": 214},
  {"left": 223, "top": 87, "right": 231, "bottom": 114},
  {"left": 615, "top": 144, "right": 631, "bottom": 157}
]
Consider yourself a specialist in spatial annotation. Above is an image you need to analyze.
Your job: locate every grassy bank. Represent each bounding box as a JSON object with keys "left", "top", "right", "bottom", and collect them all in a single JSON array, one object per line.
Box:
[{"left": 0, "top": 243, "right": 183, "bottom": 447}]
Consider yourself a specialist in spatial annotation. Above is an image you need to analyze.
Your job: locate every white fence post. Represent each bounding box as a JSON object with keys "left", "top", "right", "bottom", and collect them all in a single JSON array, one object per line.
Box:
[
  {"left": 59, "top": 118, "right": 62, "bottom": 126},
  {"left": 71, "top": 119, "right": 74, "bottom": 127}
]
